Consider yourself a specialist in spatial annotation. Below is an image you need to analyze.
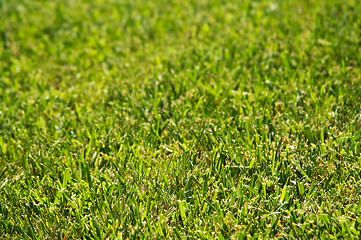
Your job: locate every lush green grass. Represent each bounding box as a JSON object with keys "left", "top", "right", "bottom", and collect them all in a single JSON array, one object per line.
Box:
[{"left": 1, "top": 0, "right": 361, "bottom": 238}]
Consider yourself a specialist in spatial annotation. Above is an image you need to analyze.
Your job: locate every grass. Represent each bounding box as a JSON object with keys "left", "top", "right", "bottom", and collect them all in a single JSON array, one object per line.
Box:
[{"left": 1, "top": 0, "right": 361, "bottom": 238}]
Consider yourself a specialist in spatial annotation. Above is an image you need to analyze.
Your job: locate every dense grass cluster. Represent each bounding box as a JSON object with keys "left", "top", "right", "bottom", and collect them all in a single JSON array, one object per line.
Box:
[{"left": 1, "top": 0, "right": 361, "bottom": 238}]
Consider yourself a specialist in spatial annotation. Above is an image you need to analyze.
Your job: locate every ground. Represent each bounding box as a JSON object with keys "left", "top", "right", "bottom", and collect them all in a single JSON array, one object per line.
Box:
[{"left": 0, "top": 0, "right": 361, "bottom": 239}]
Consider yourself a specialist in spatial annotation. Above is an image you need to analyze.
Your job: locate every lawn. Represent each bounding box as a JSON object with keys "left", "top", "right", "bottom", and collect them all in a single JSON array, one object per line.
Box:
[{"left": 1, "top": 0, "right": 361, "bottom": 238}]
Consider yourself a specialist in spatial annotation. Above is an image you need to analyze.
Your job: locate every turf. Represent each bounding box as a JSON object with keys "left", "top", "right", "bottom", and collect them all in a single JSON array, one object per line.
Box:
[{"left": 1, "top": 0, "right": 361, "bottom": 239}]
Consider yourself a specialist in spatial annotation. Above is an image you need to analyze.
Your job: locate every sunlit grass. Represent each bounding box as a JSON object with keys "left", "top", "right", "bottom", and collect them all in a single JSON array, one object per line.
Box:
[{"left": 1, "top": 0, "right": 361, "bottom": 238}]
